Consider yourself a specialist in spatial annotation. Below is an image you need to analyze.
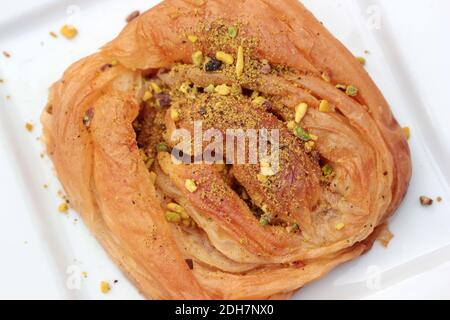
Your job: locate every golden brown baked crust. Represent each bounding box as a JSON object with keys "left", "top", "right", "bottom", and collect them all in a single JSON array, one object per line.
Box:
[{"left": 41, "top": 0, "right": 411, "bottom": 299}]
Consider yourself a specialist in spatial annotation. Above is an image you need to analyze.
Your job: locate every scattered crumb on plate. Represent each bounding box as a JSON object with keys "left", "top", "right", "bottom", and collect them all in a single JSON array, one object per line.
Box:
[
  {"left": 100, "top": 281, "right": 111, "bottom": 294},
  {"left": 25, "top": 122, "right": 34, "bottom": 132},
  {"left": 60, "top": 25, "right": 78, "bottom": 39},
  {"left": 420, "top": 196, "right": 433, "bottom": 206}
]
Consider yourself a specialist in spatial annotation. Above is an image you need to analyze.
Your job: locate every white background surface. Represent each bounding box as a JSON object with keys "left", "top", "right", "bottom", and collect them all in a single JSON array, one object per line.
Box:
[{"left": 0, "top": 0, "right": 449, "bottom": 300}]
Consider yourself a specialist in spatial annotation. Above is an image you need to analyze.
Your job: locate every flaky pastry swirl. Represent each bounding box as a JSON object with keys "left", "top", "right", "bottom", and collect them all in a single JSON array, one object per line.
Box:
[{"left": 41, "top": 0, "right": 411, "bottom": 299}]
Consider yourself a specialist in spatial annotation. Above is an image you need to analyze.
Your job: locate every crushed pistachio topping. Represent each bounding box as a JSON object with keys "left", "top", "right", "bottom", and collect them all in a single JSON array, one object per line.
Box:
[
  {"left": 402, "top": 127, "right": 411, "bottom": 140},
  {"left": 295, "top": 103, "right": 308, "bottom": 123},
  {"left": 165, "top": 211, "right": 181, "bottom": 223},
  {"left": 321, "top": 71, "right": 331, "bottom": 82},
  {"left": 228, "top": 26, "right": 238, "bottom": 38},
  {"left": 182, "top": 219, "right": 191, "bottom": 227},
  {"left": 60, "top": 24, "right": 78, "bottom": 39},
  {"left": 257, "top": 173, "right": 268, "bottom": 183},
  {"left": 322, "top": 164, "right": 334, "bottom": 176},
  {"left": 156, "top": 143, "right": 168, "bottom": 152},
  {"left": 100, "top": 281, "right": 111, "bottom": 294},
  {"left": 345, "top": 85, "right": 358, "bottom": 97},
  {"left": 170, "top": 108, "right": 180, "bottom": 121},
  {"left": 356, "top": 56, "right": 366, "bottom": 65},
  {"left": 252, "top": 96, "right": 266, "bottom": 105},
  {"left": 204, "top": 84, "right": 215, "bottom": 93},
  {"left": 216, "top": 51, "right": 234, "bottom": 65},
  {"left": 259, "top": 216, "right": 269, "bottom": 226},
  {"left": 58, "top": 203, "right": 69, "bottom": 213},
  {"left": 251, "top": 91, "right": 259, "bottom": 99},
  {"left": 294, "top": 127, "right": 311, "bottom": 141},
  {"left": 319, "top": 100, "right": 330, "bottom": 112},
  {"left": 187, "top": 34, "right": 198, "bottom": 43},
  {"left": 179, "top": 82, "right": 191, "bottom": 94},
  {"left": 305, "top": 141, "right": 315, "bottom": 152},
  {"left": 215, "top": 84, "right": 231, "bottom": 96},
  {"left": 185, "top": 179, "right": 198, "bottom": 193},
  {"left": 111, "top": 58, "right": 119, "bottom": 66},
  {"left": 167, "top": 203, "right": 189, "bottom": 219},
  {"left": 335, "top": 222, "right": 345, "bottom": 231},
  {"left": 150, "top": 82, "right": 162, "bottom": 94},
  {"left": 142, "top": 91, "right": 153, "bottom": 102},
  {"left": 148, "top": 171, "right": 157, "bottom": 184},
  {"left": 236, "top": 46, "right": 244, "bottom": 77},
  {"left": 287, "top": 121, "right": 296, "bottom": 130},
  {"left": 192, "top": 50, "right": 203, "bottom": 66}
]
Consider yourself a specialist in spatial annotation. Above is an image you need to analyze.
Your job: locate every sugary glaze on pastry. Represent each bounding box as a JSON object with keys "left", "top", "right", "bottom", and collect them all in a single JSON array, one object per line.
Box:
[{"left": 41, "top": 0, "right": 411, "bottom": 299}]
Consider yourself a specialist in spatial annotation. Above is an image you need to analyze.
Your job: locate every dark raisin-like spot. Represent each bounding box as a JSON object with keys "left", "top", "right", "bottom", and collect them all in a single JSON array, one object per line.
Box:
[
  {"left": 100, "top": 64, "right": 112, "bottom": 72},
  {"left": 156, "top": 93, "right": 171, "bottom": 108},
  {"left": 205, "top": 58, "right": 222, "bottom": 72},
  {"left": 83, "top": 108, "right": 94, "bottom": 128},
  {"left": 262, "top": 100, "right": 273, "bottom": 110},
  {"left": 185, "top": 259, "right": 194, "bottom": 270}
]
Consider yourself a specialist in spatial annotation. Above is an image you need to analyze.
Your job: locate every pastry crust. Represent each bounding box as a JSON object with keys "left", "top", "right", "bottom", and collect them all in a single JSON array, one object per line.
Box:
[{"left": 41, "top": 0, "right": 411, "bottom": 299}]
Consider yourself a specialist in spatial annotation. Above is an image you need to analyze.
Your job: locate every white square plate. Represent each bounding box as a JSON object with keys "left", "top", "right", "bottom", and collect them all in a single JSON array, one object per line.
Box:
[{"left": 0, "top": 0, "right": 449, "bottom": 299}]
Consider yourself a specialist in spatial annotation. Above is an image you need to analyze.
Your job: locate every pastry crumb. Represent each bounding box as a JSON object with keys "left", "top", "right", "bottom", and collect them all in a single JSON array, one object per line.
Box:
[
  {"left": 437, "top": 196, "right": 443, "bottom": 203},
  {"left": 2, "top": 51, "right": 11, "bottom": 58},
  {"left": 126, "top": 10, "right": 140, "bottom": 23},
  {"left": 420, "top": 196, "right": 433, "bottom": 206},
  {"left": 377, "top": 225, "right": 394, "bottom": 248},
  {"left": 49, "top": 31, "right": 58, "bottom": 38}
]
